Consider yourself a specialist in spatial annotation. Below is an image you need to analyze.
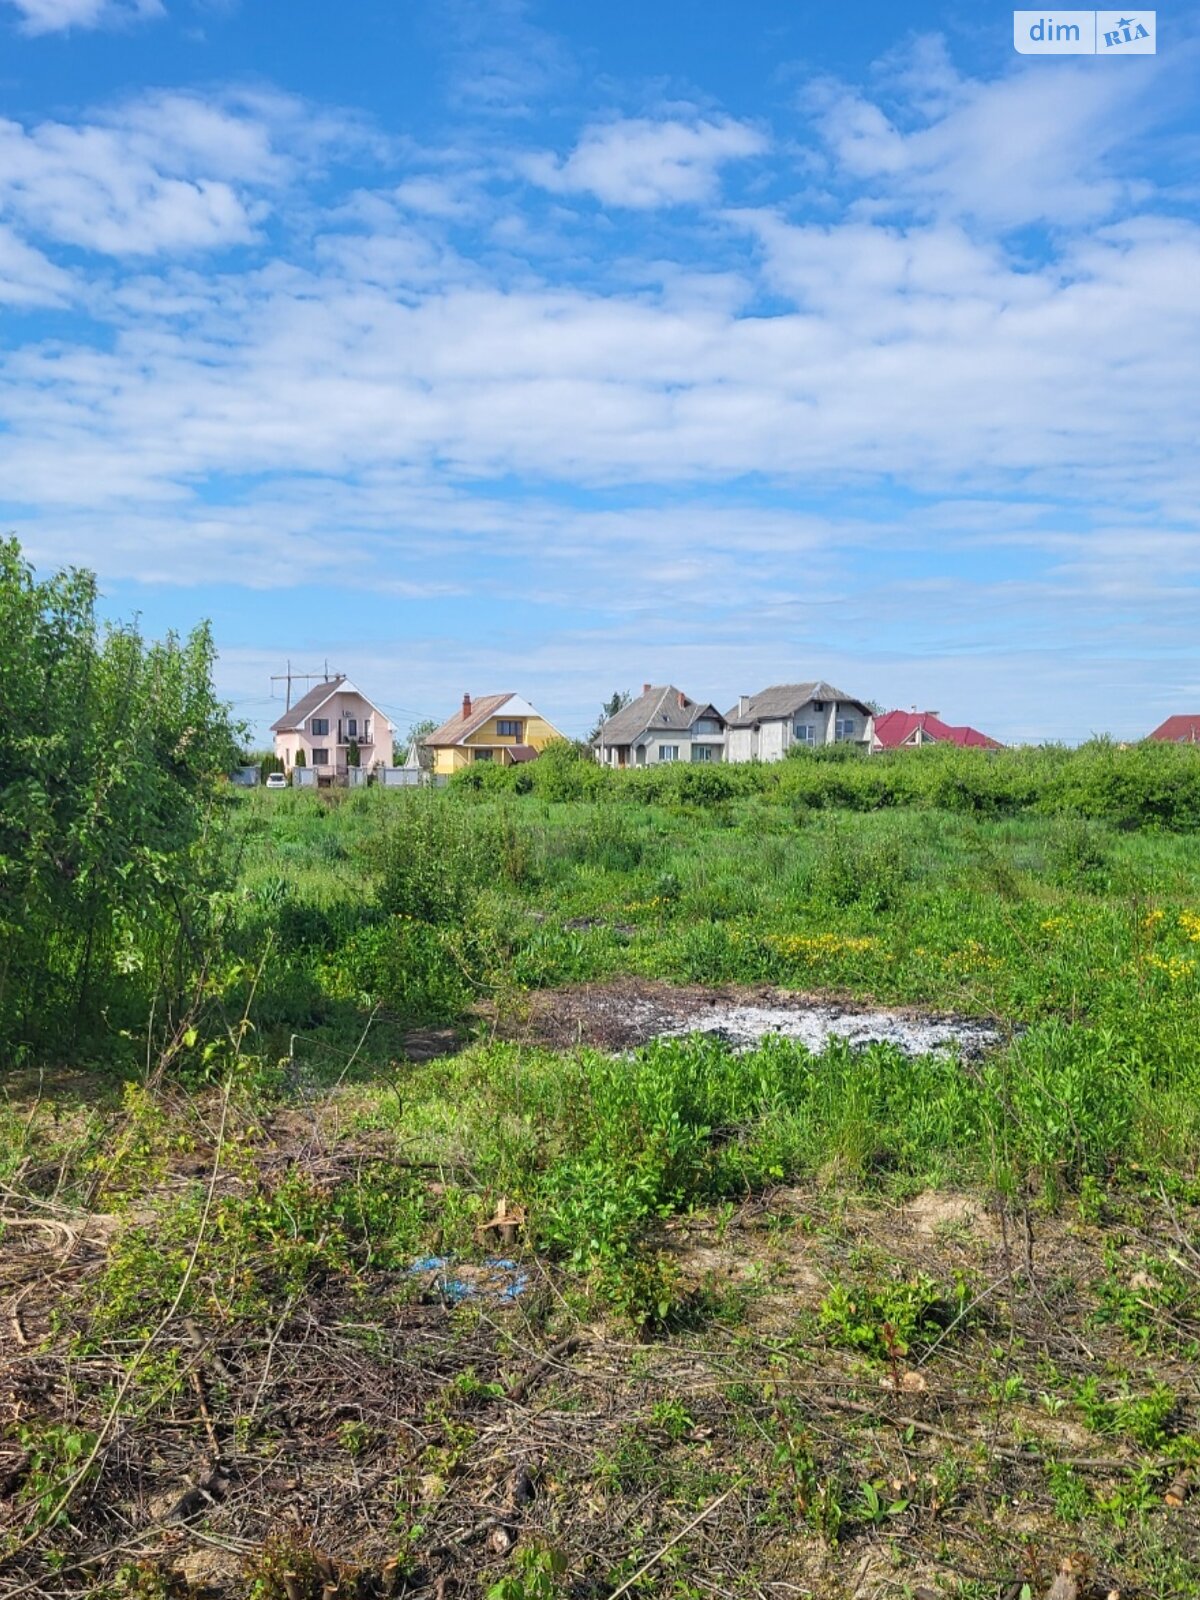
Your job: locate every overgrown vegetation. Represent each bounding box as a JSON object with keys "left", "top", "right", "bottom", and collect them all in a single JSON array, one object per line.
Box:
[
  {"left": 4, "top": 550, "right": 1200, "bottom": 1596},
  {"left": 0, "top": 539, "right": 240, "bottom": 1063}
]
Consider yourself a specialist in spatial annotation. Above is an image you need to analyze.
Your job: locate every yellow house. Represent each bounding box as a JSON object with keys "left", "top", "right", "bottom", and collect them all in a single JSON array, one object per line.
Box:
[{"left": 424, "top": 693, "right": 566, "bottom": 777}]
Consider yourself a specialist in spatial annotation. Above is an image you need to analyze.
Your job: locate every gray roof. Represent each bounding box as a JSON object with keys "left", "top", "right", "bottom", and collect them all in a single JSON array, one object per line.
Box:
[
  {"left": 270, "top": 676, "right": 347, "bottom": 733},
  {"left": 594, "top": 685, "right": 724, "bottom": 746},
  {"left": 723, "top": 682, "right": 870, "bottom": 727}
]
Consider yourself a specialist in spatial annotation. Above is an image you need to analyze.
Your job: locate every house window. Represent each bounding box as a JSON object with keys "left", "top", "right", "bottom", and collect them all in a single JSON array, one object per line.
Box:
[
  {"left": 693, "top": 718, "right": 719, "bottom": 735},
  {"left": 311, "top": 748, "right": 329, "bottom": 766},
  {"left": 794, "top": 723, "right": 815, "bottom": 744},
  {"left": 345, "top": 718, "right": 357, "bottom": 738},
  {"left": 474, "top": 749, "right": 493, "bottom": 762},
  {"left": 311, "top": 717, "right": 329, "bottom": 736},
  {"left": 835, "top": 718, "right": 857, "bottom": 741},
  {"left": 691, "top": 745, "right": 716, "bottom": 762},
  {"left": 658, "top": 745, "right": 679, "bottom": 762},
  {"left": 496, "top": 720, "right": 523, "bottom": 738}
]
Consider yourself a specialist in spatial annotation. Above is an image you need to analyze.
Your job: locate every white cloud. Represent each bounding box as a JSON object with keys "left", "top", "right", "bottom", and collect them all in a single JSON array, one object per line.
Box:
[
  {"left": 0, "top": 89, "right": 368, "bottom": 257},
  {"left": 808, "top": 45, "right": 1162, "bottom": 227},
  {"left": 526, "top": 115, "right": 767, "bottom": 208},
  {"left": 4, "top": 0, "right": 162, "bottom": 35},
  {"left": 443, "top": 0, "right": 574, "bottom": 117},
  {"left": 0, "top": 49, "right": 1197, "bottom": 743},
  {"left": 1, "top": 203, "right": 1196, "bottom": 506},
  {"left": 0, "top": 103, "right": 265, "bottom": 256},
  {"left": 0, "top": 223, "right": 75, "bottom": 305},
  {"left": 393, "top": 176, "right": 476, "bottom": 220}
]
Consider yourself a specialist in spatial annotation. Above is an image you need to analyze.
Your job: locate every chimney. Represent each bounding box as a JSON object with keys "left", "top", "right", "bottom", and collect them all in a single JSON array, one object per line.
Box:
[
  {"left": 738, "top": 695, "right": 750, "bottom": 716},
  {"left": 642, "top": 682, "right": 651, "bottom": 696},
  {"left": 677, "top": 691, "right": 687, "bottom": 708},
  {"left": 462, "top": 693, "right": 472, "bottom": 720}
]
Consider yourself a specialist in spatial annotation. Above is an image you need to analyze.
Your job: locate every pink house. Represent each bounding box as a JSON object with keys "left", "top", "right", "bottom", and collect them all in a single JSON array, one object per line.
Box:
[{"left": 271, "top": 677, "right": 395, "bottom": 779}]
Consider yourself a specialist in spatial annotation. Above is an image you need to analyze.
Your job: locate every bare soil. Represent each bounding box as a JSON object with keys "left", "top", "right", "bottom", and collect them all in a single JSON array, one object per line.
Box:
[{"left": 496, "top": 976, "right": 1008, "bottom": 1057}]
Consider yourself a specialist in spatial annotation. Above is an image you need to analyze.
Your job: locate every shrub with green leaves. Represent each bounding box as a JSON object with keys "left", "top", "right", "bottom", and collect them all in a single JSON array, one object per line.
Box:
[{"left": 0, "top": 538, "right": 241, "bottom": 1059}]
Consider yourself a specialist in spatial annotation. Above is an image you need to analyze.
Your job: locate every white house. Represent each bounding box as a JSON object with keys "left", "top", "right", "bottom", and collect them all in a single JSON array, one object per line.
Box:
[
  {"left": 594, "top": 684, "right": 726, "bottom": 766},
  {"left": 271, "top": 677, "right": 395, "bottom": 780},
  {"left": 723, "top": 683, "right": 874, "bottom": 762}
]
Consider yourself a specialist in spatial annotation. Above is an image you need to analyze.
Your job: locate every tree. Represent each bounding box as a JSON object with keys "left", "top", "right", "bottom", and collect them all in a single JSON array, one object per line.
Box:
[
  {"left": 0, "top": 537, "right": 242, "bottom": 1059},
  {"left": 347, "top": 738, "right": 360, "bottom": 768},
  {"left": 294, "top": 747, "right": 306, "bottom": 767},
  {"left": 588, "top": 690, "right": 632, "bottom": 743}
]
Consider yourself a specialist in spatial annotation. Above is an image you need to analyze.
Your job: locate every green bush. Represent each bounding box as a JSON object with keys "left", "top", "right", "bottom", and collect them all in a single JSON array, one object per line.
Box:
[
  {"left": 319, "top": 920, "right": 473, "bottom": 1023},
  {"left": 376, "top": 794, "right": 494, "bottom": 924},
  {"left": 0, "top": 538, "right": 241, "bottom": 1059}
]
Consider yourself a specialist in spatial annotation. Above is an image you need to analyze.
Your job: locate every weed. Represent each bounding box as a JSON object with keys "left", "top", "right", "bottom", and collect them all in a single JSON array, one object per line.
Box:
[
  {"left": 486, "top": 1543, "right": 567, "bottom": 1600},
  {"left": 818, "top": 1272, "right": 972, "bottom": 1361}
]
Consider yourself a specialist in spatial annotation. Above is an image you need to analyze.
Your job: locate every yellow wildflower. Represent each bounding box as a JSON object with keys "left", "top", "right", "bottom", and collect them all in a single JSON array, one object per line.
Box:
[
  {"left": 1148, "top": 953, "right": 1196, "bottom": 982},
  {"left": 768, "top": 933, "right": 877, "bottom": 959}
]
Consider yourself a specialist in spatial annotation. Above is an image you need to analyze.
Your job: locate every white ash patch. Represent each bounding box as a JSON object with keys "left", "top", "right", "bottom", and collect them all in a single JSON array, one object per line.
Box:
[{"left": 657, "top": 1002, "right": 1003, "bottom": 1058}]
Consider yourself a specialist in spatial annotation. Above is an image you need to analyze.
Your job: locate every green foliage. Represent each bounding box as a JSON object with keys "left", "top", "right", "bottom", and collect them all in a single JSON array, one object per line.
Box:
[
  {"left": 588, "top": 689, "right": 633, "bottom": 743},
  {"left": 319, "top": 919, "right": 474, "bottom": 1022},
  {"left": 1073, "top": 1377, "right": 1179, "bottom": 1448},
  {"left": 818, "top": 1272, "right": 971, "bottom": 1360},
  {"left": 1047, "top": 818, "right": 1113, "bottom": 890},
  {"left": 14, "top": 1422, "right": 98, "bottom": 1531},
  {"left": 0, "top": 538, "right": 241, "bottom": 1059},
  {"left": 1092, "top": 1252, "right": 1196, "bottom": 1353},
  {"left": 439, "top": 737, "right": 1200, "bottom": 829},
  {"left": 376, "top": 793, "right": 491, "bottom": 924},
  {"left": 805, "top": 824, "right": 910, "bottom": 912},
  {"left": 764, "top": 1406, "right": 845, "bottom": 1542},
  {"left": 486, "top": 1543, "right": 567, "bottom": 1600}
]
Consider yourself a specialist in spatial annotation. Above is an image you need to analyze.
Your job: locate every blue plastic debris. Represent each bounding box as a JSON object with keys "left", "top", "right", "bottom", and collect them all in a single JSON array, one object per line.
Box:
[{"left": 407, "top": 1255, "right": 529, "bottom": 1304}]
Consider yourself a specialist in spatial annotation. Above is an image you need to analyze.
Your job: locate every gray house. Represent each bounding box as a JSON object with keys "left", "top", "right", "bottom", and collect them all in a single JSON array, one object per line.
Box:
[
  {"left": 723, "top": 682, "right": 874, "bottom": 763},
  {"left": 594, "top": 684, "right": 726, "bottom": 767}
]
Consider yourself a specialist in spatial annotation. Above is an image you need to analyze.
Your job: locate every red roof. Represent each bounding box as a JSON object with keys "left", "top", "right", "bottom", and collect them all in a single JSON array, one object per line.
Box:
[
  {"left": 1148, "top": 716, "right": 1200, "bottom": 744},
  {"left": 508, "top": 745, "right": 539, "bottom": 763},
  {"left": 873, "top": 710, "right": 1003, "bottom": 751}
]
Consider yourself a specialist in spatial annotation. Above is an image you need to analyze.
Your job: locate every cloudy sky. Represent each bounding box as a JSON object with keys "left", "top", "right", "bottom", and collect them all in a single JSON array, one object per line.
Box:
[{"left": 1, "top": 0, "right": 1196, "bottom": 744}]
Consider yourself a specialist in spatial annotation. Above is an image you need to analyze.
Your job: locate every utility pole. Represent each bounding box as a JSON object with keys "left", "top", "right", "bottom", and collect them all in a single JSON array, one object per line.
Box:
[{"left": 270, "top": 660, "right": 337, "bottom": 712}]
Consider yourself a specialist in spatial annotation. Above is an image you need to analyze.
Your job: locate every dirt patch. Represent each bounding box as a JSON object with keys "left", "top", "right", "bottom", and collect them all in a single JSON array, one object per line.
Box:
[
  {"left": 902, "top": 1190, "right": 999, "bottom": 1245},
  {"left": 506, "top": 977, "right": 1006, "bottom": 1058}
]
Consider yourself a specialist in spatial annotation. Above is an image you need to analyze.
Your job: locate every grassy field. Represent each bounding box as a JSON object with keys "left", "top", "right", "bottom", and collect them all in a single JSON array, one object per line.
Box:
[{"left": 4, "top": 768, "right": 1200, "bottom": 1599}]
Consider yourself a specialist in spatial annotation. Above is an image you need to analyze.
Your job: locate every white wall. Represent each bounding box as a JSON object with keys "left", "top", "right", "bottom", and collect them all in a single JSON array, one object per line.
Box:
[{"left": 724, "top": 700, "right": 873, "bottom": 763}]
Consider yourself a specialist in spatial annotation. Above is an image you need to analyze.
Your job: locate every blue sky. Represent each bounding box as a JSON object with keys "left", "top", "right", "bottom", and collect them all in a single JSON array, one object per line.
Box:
[{"left": 1, "top": 0, "right": 1197, "bottom": 745}]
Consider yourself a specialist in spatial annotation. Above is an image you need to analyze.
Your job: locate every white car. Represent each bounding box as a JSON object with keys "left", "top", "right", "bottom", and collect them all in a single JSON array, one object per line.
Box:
[{"left": 265, "top": 771, "right": 288, "bottom": 789}]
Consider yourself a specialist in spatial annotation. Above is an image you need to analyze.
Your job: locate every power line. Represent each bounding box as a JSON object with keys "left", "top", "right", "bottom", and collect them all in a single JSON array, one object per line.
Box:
[{"left": 269, "top": 659, "right": 336, "bottom": 712}]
